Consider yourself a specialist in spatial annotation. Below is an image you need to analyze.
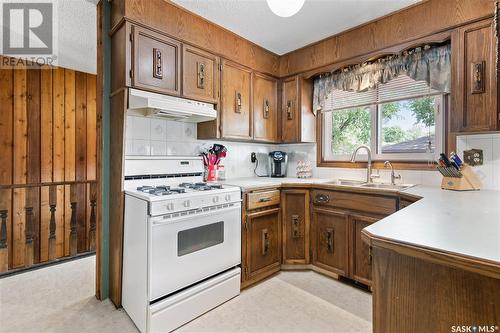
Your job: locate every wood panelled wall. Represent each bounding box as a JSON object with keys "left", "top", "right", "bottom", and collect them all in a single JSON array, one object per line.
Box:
[
  {"left": 279, "top": 0, "right": 494, "bottom": 76},
  {"left": 0, "top": 60, "right": 97, "bottom": 273}
]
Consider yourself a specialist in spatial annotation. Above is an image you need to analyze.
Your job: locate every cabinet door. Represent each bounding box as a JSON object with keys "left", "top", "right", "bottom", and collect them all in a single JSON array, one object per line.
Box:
[
  {"left": 182, "top": 45, "right": 219, "bottom": 103},
  {"left": 245, "top": 208, "right": 281, "bottom": 280},
  {"left": 451, "top": 19, "right": 498, "bottom": 132},
  {"left": 311, "top": 208, "right": 349, "bottom": 276},
  {"left": 350, "top": 214, "right": 379, "bottom": 285},
  {"left": 282, "top": 190, "right": 310, "bottom": 264},
  {"left": 220, "top": 60, "right": 252, "bottom": 140},
  {"left": 132, "top": 26, "right": 181, "bottom": 95},
  {"left": 281, "top": 76, "right": 300, "bottom": 143},
  {"left": 253, "top": 73, "right": 278, "bottom": 142}
]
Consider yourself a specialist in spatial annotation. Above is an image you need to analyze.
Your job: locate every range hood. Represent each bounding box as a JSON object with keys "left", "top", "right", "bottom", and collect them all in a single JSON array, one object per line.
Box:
[{"left": 128, "top": 88, "right": 216, "bottom": 123}]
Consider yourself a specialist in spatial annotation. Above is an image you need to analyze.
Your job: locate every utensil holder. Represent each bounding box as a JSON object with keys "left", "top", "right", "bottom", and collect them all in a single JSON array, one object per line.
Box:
[
  {"left": 206, "top": 164, "right": 217, "bottom": 181},
  {"left": 438, "top": 164, "right": 481, "bottom": 191}
]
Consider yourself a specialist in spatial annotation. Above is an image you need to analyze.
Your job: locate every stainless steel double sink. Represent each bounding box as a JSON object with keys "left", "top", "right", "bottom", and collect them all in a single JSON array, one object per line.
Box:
[{"left": 327, "top": 179, "right": 415, "bottom": 191}]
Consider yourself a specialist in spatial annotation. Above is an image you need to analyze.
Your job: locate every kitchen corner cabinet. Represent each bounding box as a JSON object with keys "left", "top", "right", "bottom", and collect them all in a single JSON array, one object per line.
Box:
[
  {"left": 253, "top": 73, "right": 279, "bottom": 142},
  {"left": 281, "top": 189, "right": 310, "bottom": 265},
  {"left": 311, "top": 208, "right": 349, "bottom": 276},
  {"left": 220, "top": 60, "right": 253, "bottom": 140},
  {"left": 350, "top": 214, "right": 378, "bottom": 285},
  {"left": 241, "top": 189, "right": 282, "bottom": 288},
  {"left": 451, "top": 18, "right": 499, "bottom": 132},
  {"left": 131, "top": 25, "right": 181, "bottom": 96},
  {"left": 182, "top": 45, "right": 219, "bottom": 103},
  {"left": 281, "top": 75, "right": 316, "bottom": 143}
]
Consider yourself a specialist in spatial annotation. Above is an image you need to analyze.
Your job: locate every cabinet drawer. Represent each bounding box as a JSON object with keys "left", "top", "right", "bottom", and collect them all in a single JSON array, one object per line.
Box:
[
  {"left": 312, "top": 190, "right": 397, "bottom": 215},
  {"left": 247, "top": 190, "right": 280, "bottom": 210}
]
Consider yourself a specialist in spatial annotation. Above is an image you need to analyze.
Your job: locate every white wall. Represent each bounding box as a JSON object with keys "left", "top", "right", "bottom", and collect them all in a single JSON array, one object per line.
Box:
[
  {"left": 125, "top": 115, "right": 500, "bottom": 189},
  {"left": 57, "top": 0, "right": 97, "bottom": 74}
]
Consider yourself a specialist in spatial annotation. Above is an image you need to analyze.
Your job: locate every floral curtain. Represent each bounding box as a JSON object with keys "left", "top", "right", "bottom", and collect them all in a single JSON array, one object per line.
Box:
[{"left": 313, "top": 43, "right": 451, "bottom": 112}]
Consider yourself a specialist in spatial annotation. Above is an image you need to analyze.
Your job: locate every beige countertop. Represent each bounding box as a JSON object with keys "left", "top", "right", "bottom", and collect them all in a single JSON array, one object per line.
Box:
[{"left": 220, "top": 177, "right": 500, "bottom": 266}]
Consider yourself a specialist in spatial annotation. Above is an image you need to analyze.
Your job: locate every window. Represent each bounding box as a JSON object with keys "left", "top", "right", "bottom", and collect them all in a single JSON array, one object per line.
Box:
[{"left": 322, "top": 75, "right": 444, "bottom": 162}]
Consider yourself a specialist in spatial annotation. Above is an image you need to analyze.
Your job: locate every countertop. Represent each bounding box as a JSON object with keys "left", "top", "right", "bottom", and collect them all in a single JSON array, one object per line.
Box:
[
  {"left": 220, "top": 177, "right": 500, "bottom": 266},
  {"left": 365, "top": 185, "right": 500, "bottom": 265}
]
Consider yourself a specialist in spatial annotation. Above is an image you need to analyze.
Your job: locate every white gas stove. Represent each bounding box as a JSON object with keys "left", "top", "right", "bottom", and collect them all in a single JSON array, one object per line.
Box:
[{"left": 122, "top": 156, "right": 242, "bottom": 333}]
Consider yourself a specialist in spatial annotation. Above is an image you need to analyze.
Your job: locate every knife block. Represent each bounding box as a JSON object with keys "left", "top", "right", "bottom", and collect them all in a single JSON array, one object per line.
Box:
[{"left": 440, "top": 165, "right": 482, "bottom": 191}]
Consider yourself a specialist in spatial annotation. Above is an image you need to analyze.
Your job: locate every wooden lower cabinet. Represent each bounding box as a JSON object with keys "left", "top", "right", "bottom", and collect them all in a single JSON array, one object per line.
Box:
[
  {"left": 311, "top": 208, "right": 349, "bottom": 276},
  {"left": 281, "top": 189, "right": 310, "bottom": 265},
  {"left": 245, "top": 208, "right": 281, "bottom": 281},
  {"left": 350, "top": 214, "right": 379, "bottom": 285}
]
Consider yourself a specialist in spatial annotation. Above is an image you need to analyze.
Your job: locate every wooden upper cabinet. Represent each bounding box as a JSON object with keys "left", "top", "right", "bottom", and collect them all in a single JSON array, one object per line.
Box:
[
  {"left": 281, "top": 189, "right": 310, "bottom": 265},
  {"left": 131, "top": 26, "right": 181, "bottom": 96},
  {"left": 253, "top": 73, "right": 278, "bottom": 142},
  {"left": 220, "top": 60, "right": 252, "bottom": 140},
  {"left": 350, "top": 214, "right": 378, "bottom": 286},
  {"left": 312, "top": 208, "right": 349, "bottom": 276},
  {"left": 182, "top": 45, "right": 219, "bottom": 103},
  {"left": 281, "top": 75, "right": 316, "bottom": 143},
  {"left": 282, "top": 76, "right": 299, "bottom": 142},
  {"left": 451, "top": 19, "right": 498, "bottom": 132},
  {"left": 245, "top": 208, "right": 281, "bottom": 280}
]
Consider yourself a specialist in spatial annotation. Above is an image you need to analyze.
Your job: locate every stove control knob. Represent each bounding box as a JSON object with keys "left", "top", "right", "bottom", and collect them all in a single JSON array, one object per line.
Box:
[
  {"left": 225, "top": 194, "right": 231, "bottom": 202},
  {"left": 212, "top": 196, "right": 219, "bottom": 204},
  {"left": 183, "top": 200, "right": 190, "bottom": 208},
  {"left": 165, "top": 203, "right": 174, "bottom": 211}
]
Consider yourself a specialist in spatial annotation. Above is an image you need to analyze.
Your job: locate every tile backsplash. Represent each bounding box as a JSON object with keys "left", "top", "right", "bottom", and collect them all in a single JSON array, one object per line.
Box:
[{"left": 126, "top": 115, "right": 499, "bottom": 189}]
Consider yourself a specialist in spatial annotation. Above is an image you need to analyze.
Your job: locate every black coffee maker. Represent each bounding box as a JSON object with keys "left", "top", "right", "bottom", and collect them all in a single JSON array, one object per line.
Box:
[{"left": 268, "top": 151, "right": 288, "bottom": 178}]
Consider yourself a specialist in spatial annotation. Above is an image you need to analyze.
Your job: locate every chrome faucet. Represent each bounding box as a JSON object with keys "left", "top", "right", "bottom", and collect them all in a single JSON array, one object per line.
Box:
[
  {"left": 384, "top": 161, "right": 401, "bottom": 185},
  {"left": 350, "top": 145, "right": 378, "bottom": 183}
]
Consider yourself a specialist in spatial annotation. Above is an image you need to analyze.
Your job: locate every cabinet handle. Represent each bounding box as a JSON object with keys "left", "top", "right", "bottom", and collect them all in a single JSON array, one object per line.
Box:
[
  {"left": 292, "top": 214, "right": 300, "bottom": 238},
  {"left": 326, "top": 228, "right": 334, "bottom": 253},
  {"left": 471, "top": 61, "right": 485, "bottom": 94},
  {"left": 259, "top": 197, "right": 272, "bottom": 203},
  {"left": 369, "top": 246, "right": 373, "bottom": 265},
  {"left": 314, "top": 193, "right": 330, "bottom": 204},
  {"left": 261, "top": 228, "right": 269, "bottom": 255},
  {"left": 153, "top": 48, "right": 163, "bottom": 79},
  {"left": 286, "top": 100, "right": 293, "bottom": 120},
  {"left": 235, "top": 91, "right": 242, "bottom": 113},
  {"left": 197, "top": 62, "right": 205, "bottom": 89},
  {"left": 263, "top": 99, "right": 270, "bottom": 119}
]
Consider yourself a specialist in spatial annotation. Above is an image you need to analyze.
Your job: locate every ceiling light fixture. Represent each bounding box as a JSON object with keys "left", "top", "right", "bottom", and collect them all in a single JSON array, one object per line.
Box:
[{"left": 266, "top": 0, "right": 305, "bottom": 18}]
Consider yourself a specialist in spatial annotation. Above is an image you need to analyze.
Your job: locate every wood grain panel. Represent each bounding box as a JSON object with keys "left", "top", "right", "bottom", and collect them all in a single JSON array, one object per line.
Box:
[
  {"left": 12, "top": 188, "right": 25, "bottom": 268},
  {"left": 86, "top": 75, "right": 97, "bottom": 180},
  {"left": 279, "top": 0, "right": 494, "bottom": 76},
  {"left": 372, "top": 246, "right": 500, "bottom": 333},
  {"left": 75, "top": 72, "right": 87, "bottom": 182},
  {"left": 13, "top": 69, "right": 27, "bottom": 185},
  {"left": 0, "top": 189, "right": 12, "bottom": 272},
  {"left": 64, "top": 69, "right": 76, "bottom": 182},
  {"left": 53, "top": 68, "right": 65, "bottom": 182},
  {"left": 40, "top": 67, "right": 53, "bottom": 183},
  {"left": 64, "top": 184, "right": 71, "bottom": 256},
  {"left": 27, "top": 69, "right": 41, "bottom": 185},
  {"left": 0, "top": 68, "right": 13, "bottom": 186},
  {"left": 40, "top": 186, "right": 50, "bottom": 262}
]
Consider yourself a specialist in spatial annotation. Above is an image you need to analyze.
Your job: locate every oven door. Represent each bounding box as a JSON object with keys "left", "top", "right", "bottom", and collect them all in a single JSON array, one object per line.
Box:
[{"left": 149, "top": 203, "right": 241, "bottom": 301}]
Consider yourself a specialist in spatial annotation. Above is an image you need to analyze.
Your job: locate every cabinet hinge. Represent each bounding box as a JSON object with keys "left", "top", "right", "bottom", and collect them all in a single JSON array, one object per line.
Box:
[
  {"left": 129, "top": 69, "right": 134, "bottom": 78},
  {"left": 129, "top": 32, "right": 133, "bottom": 43},
  {"left": 219, "top": 63, "right": 222, "bottom": 71}
]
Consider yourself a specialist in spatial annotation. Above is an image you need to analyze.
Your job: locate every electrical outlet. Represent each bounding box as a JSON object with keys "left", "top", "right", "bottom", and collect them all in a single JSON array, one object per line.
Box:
[{"left": 251, "top": 152, "right": 257, "bottom": 163}]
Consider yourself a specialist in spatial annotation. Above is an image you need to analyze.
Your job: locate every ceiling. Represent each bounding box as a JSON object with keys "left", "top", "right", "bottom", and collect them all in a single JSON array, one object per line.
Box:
[{"left": 172, "top": 0, "right": 420, "bottom": 55}]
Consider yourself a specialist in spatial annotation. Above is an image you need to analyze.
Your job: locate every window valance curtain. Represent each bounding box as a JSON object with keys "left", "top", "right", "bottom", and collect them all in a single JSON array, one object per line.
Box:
[{"left": 313, "top": 43, "right": 451, "bottom": 112}]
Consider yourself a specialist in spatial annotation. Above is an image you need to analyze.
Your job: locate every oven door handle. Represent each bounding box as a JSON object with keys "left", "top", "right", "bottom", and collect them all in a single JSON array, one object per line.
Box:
[{"left": 151, "top": 204, "right": 241, "bottom": 226}]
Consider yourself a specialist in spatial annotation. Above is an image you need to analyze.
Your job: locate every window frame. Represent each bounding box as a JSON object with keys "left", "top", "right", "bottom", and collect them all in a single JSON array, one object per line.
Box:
[{"left": 319, "top": 94, "right": 447, "bottom": 169}]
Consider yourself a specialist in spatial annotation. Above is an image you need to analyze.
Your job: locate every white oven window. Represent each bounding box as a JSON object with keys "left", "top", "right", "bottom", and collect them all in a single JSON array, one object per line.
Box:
[{"left": 177, "top": 222, "right": 224, "bottom": 256}]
